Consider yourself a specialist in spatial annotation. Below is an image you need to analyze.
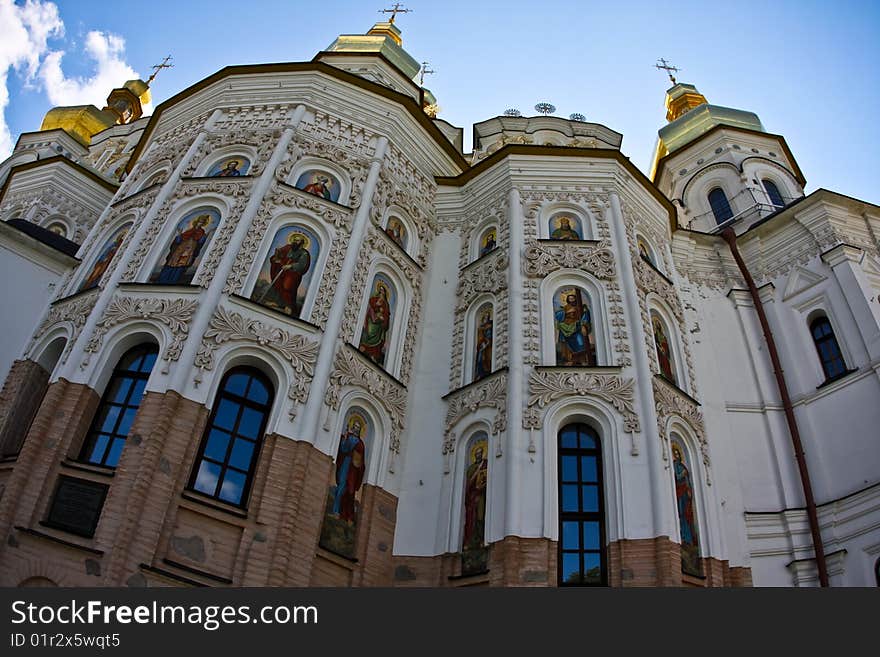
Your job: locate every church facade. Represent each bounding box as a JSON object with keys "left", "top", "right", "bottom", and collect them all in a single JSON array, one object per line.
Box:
[{"left": 0, "top": 20, "right": 877, "bottom": 588}]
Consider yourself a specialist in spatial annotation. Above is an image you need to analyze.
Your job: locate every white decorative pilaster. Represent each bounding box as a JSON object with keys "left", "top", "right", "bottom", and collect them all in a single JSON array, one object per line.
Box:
[
  {"left": 63, "top": 109, "right": 224, "bottom": 380},
  {"left": 821, "top": 244, "right": 880, "bottom": 361},
  {"left": 303, "top": 135, "right": 390, "bottom": 454},
  {"left": 505, "top": 186, "right": 525, "bottom": 536},
  {"left": 171, "top": 105, "right": 307, "bottom": 392},
  {"left": 609, "top": 191, "right": 675, "bottom": 539}
]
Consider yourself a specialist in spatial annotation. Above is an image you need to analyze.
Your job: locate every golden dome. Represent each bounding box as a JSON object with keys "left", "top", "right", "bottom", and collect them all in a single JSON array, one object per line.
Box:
[
  {"left": 39, "top": 105, "right": 117, "bottom": 146},
  {"left": 124, "top": 79, "right": 151, "bottom": 106}
]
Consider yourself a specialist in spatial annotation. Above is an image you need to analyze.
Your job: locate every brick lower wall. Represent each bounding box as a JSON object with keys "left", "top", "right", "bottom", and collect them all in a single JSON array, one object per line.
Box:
[{"left": 0, "top": 359, "right": 49, "bottom": 458}]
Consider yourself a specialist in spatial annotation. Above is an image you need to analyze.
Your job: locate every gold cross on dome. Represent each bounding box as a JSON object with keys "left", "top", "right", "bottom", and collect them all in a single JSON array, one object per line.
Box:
[
  {"left": 655, "top": 58, "right": 680, "bottom": 84},
  {"left": 379, "top": 3, "right": 411, "bottom": 24},
  {"left": 146, "top": 55, "right": 174, "bottom": 85}
]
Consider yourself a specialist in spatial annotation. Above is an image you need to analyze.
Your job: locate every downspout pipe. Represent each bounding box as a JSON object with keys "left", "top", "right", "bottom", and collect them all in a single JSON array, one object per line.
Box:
[{"left": 720, "top": 228, "right": 829, "bottom": 587}]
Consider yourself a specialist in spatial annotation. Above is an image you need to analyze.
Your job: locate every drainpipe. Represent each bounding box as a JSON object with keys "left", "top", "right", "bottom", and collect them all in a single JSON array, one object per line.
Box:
[{"left": 720, "top": 228, "right": 829, "bottom": 587}]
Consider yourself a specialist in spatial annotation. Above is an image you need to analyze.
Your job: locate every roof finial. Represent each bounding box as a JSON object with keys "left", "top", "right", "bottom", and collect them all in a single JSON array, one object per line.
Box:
[
  {"left": 146, "top": 55, "right": 174, "bottom": 85},
  {"left": 419, "top": 61, "right": 435, "bottom": 86},
  {"left": 379, "top": 3, "right": 411, "bottom": 24},
  {"left": 655, "top": 58, "right": 680, "bottom": 85}
]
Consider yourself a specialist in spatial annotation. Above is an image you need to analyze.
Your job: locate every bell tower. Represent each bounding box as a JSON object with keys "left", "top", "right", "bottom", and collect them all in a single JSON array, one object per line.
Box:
[{"left": 649, "top": 67, "right": 806, "bottom": 233}]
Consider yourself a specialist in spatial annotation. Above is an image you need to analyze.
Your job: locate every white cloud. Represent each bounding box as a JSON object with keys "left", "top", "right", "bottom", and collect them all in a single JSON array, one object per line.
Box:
[
  {"left": 0, "top": 0, "right": 63, "bottom": 157},
  {"left": 0, "top": 0, "right": 144, "bottom": 160}
]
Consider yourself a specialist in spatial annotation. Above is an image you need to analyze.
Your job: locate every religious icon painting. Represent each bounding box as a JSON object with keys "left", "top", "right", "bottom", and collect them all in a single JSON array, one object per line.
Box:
[
  {"left": 295, "top": 170, "right": 341, "bottom": 203},
  {"left": 548, "top": 213, "right": 584, "bottom": 240},
  {"left": 461, "top": 432, "right": 489, "bottom": 575},
  {"left": 637, "top": 236, "right": 656, "bottom": 266},
  {"left": 206, "top": 156, "right": 250, "bottom": 177},
  {"left": 671, "top": 437, "right": 703, "bottom": 577},
  {"left": 357, "top": 273, "right": 397, "bottom": 369},
  {"left": 553, "top": 287, "right": 596, "bottom": 366},
  {"left": 472, "top": 303, "right": 494, "bottom": 383},
  {"left": 78, "top": 223, "right": 130, "bottom": 292},
  {"left": 249, "top": 225, "right": 320, "bottom": 319},
  {"left": 318, "top": 409, "right": 373, "bottom": 559},
  {"left": 478, "top": 227, "right": 497, "bottom": 257},
  {"left": 384, "top": 216, "right": 408, "bottom": 251},
  {"left": 651, "top": 311, "right": 677, "bottom": 384},
  {"left": 148, "top": 207, "right": 221, "bottom": 285}
]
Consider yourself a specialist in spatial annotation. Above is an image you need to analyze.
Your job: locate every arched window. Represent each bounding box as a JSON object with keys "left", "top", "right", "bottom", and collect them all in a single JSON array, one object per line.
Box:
[
  {"left": 810, "top": 316, "right": 847, "bottom": 381},
  {"left": 708, "top": 188, "right": 734, "bottom": 224},
  {"left": 189, "top": 368, "right": 273, "bottom": 507},
  {"left": 763, "top": 179, "right": 785, "bottom": 208},
  {"left": 79, "top": 344, "right": 158, "bottom": 467},
  {"left": 558, "top": 422, "right": 606, "bottom": 586},
  {"left": 461, "top": 431, "right": 489, "bottom": 575},
  {"left": 671, "top": 437, "right": 703, "bottom": 577}
]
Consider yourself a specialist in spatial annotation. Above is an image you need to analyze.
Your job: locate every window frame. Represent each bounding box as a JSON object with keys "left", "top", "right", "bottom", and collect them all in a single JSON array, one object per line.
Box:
[
  {"left": 708, "top": 187, "right": 734, "bottom": 224},
  {"left": 187, "top": 366, "right": 274, "bottom": 509},
  {"left": 557, "top": 422, "right": 607, "bottom": 587},
  {"left": 762, "top": 178, "right": 786, "bottom": 208},
  {"left": 809, "top": 315, "right": 848, "bottom": 382},
  {"left": 78, "top": 343, "right": 158, "bottom": 468}
]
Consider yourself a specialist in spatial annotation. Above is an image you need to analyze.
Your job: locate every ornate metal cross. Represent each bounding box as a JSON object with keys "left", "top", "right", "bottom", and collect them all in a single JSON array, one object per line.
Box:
[
  {"left": 655, "top": 58, "right": 680, "bottom": 84},
  {"left": 146, "top": 55, "right": 174, "bottom": 85},
  {"left": 379, "top": 3, "right": 411, "bottom": 24}
]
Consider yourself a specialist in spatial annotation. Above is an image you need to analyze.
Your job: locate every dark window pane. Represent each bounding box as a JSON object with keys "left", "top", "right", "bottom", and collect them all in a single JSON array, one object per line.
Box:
[
  {"left": 561, "top": 553, "right": 582, "bottom": 584},
  {"left": 138, "top": 350, "right": 158, "bottom": 373},
  {"left": 237, "top": 406, "right": 263, "bottom": 440},
  {"left": 213, "top": 398, "right": 239, "bottom": 432},
  {"left": 582, "top": 485, "right": 599, "bottom": 512},
  {"left": 194, "top": 461, "right": 221, "bottom": 496},
  {"left": 104, "top": 438, "right": 126, "bottom": 467},
  {"left": 583, "top": 521, "right": 600, "bottom": 550},
  {"left": 247, "top": 378, "right": 270, "bottom": 404},
  {"left": 562, "top": 521, "right": 580, "bottom": 550},
  {"left": 204, "top": 429, "right": 231, "bottom": 462},
  {"left": 219, "top": 469, "right": 246, "bottom": 505},
  {"left": 709, "top": 188, "right": 733, "bottom": 224},
  {"left": 116, "top": 407, "right": 138, "bottom": 438},
  {"left": 560, "top": 427, "right": 578, "bottom": 449},
  {"left": 581, "top": 456, "right": 598, "bottom": 482},
  {"left": 119, "top": 350, "right": 142, "bottom": 370},
  {"left": 764, "top": 180, "right": 785, "bottom": 207},
  {"left": 107, "top": 378, "right": 133, "bottom": 404},
  {"left": 98, "top": 405, "right": 122, "bottom": 434},
  {"left": 561, "top": 485, "right": 579, "bottom": 512},
  {"left": 87, "top": 434, "right": 110, "bottom": 464},
  {"left": 225, "top": 373, "right": 249, "bottom": 397},
  {"left": 129, "top": 378, "right": 147, "bottom": 404},
  {"left": 229, "top": 438, "right": 255, "bottom": 471},
  {"left": 579, "top": 431, "right": 596, "bottom": 449},
  {"left": 583, "top": 553, "right": 602, "bottom": 584},
  {"left": 561, "top": 455, "right": 578, "bottom": 482}
]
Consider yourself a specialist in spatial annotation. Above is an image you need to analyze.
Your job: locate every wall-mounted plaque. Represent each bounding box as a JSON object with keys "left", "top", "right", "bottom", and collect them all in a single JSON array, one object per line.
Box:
[{"left": 45, "top": 476, "right": 109, "bottom": 538}]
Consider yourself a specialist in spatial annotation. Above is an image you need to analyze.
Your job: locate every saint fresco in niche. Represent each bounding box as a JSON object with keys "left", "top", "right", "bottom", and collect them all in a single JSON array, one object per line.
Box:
[
  {"left": 473, "top": 303, "right": 493, "bottom": 382},
  {"left": 319, "top": 410, "right": 371, "bottom": 559},
  {"left": 461, "top": 432, "right": 489, "bottom": 575},
  {"left": 357, "top": 274, "right": 397, "bottom": 369},
  {"left": 478, "top": 227, "right": 497, "bottom": 257},
  {"left": 207, "top": 157, "right": 250, "bottom": 177},
  {"left": 549, "top": 213, "right": 583, "bottom": 240},
  {"left": 637, "top": 236, "right": 655, "bottom": 266},
  {"left": 553, "top": 287, "right": 596, "bottom": 366},
  {"left": 79, "top": 224, "right": 129, "bottom": 292},
  {"left": 149, "top": 208, "right": 220, "bottom": 285},
  {"left": 672, "top": 439, "right": 702, "bottom": 577},
  {"left": 250, "top": 225, "right": 320, "bottom": 319},
  {"left": 295, "top": 170, "right": 341, "bottom": 203},
  {"left": 384, "top": 216, "right": 408, "bottom": 250},
  {"left": 652, "top": 312, "right": 676, "bottom": 384}
]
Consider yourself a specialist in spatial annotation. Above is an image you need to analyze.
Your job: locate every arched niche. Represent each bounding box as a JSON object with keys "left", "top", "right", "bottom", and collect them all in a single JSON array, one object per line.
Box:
[
  {"left": 382, "top": 206, "right": 418, "bottom": 256},
  {"left": 541, "top": 272, "right": 610, "bottom": 366},
  {"left": 145, "top": 200, "right": 225, "bottom": 286},
  {"left": 462, "top": 296, "right": 495, "bottom": 386},
  {"left": 647, "top": 299, "right": 688, "bottom": 391},
  {"left": 76, "top": 220, "right": 133, "bottom": 292},
  {"left": 244, "top": 213, "right": 329, "bottom": 323},
  {"left": 354, "top": 263, "right": 410, "bottom": 378},
  {"left": 198, "top": 146, "right": 257, "bottom": 178},
  {"left": 540, "top": 202, "right": 593, "bottom": 240},
  {"left": 288, "top": 157, "right": 352, "bottom": 206}
]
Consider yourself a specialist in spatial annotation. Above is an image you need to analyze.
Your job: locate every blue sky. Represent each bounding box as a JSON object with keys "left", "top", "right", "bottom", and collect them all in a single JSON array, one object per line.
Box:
[{"left": 2, "top": 0, "right": 879, "bottom": 204}]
